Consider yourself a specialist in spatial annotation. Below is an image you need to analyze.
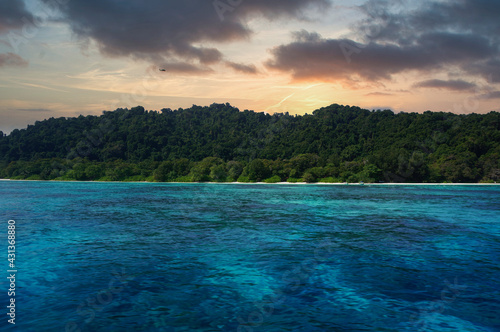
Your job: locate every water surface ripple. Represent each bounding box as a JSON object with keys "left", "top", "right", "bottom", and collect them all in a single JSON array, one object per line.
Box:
[{"left": 0, "top": 182, "right": 499, "bottom": 331}]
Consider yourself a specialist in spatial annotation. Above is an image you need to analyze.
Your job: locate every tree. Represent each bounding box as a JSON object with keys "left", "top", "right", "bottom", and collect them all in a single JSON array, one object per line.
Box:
[
  {"left": 154, "top": 161, "right": 174, "bottom": 182},
  {"left": 227, "top": 161, "right": 243, "bottom": 181},
  {"left": 247, "top": 159, "right": 270, "bottom": 182},
  {"left": 289, "top": 154, "right": 320, "bottom": 178},
  {"left": 303, "top": 167, "right": 327, "bottom": 183},
  {"left": 73, "top": 163, "right": 88, "bottom": 181},
  {"left": 173, "top": 158, "right": 191, "bottom": 177},
  {"left": 1, "top": 104, "right": 499, "bottom": 183},
  {"left": 358, "top": 164, "right": 382, "bottom": 183},
  {"left": 85, "top": 164, "right": 104, "bottom": 180},
  {"left": 190, "top": 157, "right": 224, "bottom": 182},
  {"left": 210, "top": 165, "right": 227, "bottom": 182}
]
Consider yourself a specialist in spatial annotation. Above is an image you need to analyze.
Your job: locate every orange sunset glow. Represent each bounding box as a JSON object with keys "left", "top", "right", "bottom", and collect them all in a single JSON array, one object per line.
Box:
[{"left": 1, "top": 0, "right": 499, "bottom": 133}]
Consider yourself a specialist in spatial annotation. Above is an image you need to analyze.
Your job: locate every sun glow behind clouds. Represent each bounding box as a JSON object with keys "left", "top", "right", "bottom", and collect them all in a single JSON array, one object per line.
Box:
[{"left": 0, "top": 0, "right": 499, "bottom": 133}]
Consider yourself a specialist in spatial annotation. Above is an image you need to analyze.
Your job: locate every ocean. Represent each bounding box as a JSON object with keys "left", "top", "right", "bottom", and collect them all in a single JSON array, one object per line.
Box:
[{"left": 0, "top": 181, "right": 499, "bottom": 331}]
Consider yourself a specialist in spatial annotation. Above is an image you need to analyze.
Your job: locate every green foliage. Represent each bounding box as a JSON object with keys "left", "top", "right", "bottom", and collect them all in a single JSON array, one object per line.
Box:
[
  {"left": 153, "top": 161, "right": 174, "bottom": 182},
  {"left": 0, "top": 103, "right": 498, "bottom": 183},
  {"left": 358, "top": 164, "right": 382, "bottom": 183},
  {"left": 246, "top": 159, "right": 271, "bottom": 182},
  {"left": 26, "top": 174, "right": 43, "bottom": 181},
  {"left": 123, "top": 175, "right": 147, "bottom": 182},
  {"left": 319, "top": 177, "right": 341, "bottom": 183},
  {"left": 226, "top": 161, "right": 243, "bottom": 181},
  {"left": 303, "top": 167, "right": 327, "bottom": 183},
  {"left": 190, "top": 157, "right": 223, "bottom": 182},
  {"left": 264, "top": 175, "right": 282, "bottom": 183},
  {"left": 290, "top": 154, "right": 320, "bottom": 178},
  {"left": 210, "top": 164, "right": 227, "bottom": 182},
  {"left": 347, "top": 174, "right": 359, "bottom": 183},
  {"left": 237, "top": 175, "right": 251, "bottom": 183},
  {"left": 174, "top": 175, "right": 193, "bottom": 183},
  {"left": 85, "top": 164, "right": 105, "bottom": 180}
]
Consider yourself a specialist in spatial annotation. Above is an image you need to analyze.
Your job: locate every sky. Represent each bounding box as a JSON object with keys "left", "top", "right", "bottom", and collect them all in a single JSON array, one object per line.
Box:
[{"left": 0, "top": 0, "right": 499, "bottom": 133}]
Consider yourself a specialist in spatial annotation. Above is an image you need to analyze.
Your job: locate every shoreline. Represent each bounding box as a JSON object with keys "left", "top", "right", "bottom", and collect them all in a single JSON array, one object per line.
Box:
[{"left": 0, "top": 179, "right": 499, "bottom": 186}]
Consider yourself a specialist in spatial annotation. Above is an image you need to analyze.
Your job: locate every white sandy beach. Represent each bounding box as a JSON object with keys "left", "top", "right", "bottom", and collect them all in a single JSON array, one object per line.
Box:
[{"left": 1, "top": 178, "right": 499, "bottom": 185}]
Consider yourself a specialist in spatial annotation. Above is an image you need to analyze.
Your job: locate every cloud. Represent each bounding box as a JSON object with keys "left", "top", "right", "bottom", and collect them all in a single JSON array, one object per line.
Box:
[
  {"left": 465, "top": 59, "right": 500, "bottom": 83},
  {"left": 43, "top": 0, "right": 329, "bottom": 73},
  {"left": 0, "top": 52, "right": 28, "bottom": 67},
  {"left": 0, "top": 0, "right": 34, "bottom": 34},
  {"left": 413, "top": 79, "right": 477, "bottom": 91},
  {"left": 266, "top": 30, "right": 496, "bottom": 82},
  {"left": 478, "top": 91, "right": 500, "bottom": 100},
  {"left": 355, "top": 0, "right": 500, "bottom": 44},
  {"left": 15, "top": 108, "right": 52, "bottom": 112},
  {"left": 158, "top": 61, "right": 213, "bottom": 75},
  {"left": 409, "top": 0, "right": 500, "bottom": 37},
  {"left": 356, "top": 0, "right": 500, "bottom": 82},
  {"left": 266, "top": 0, "right": 500, "bottom": 85},
  {"left": 365, "top": 92, "right": 393, "bottom": 97},
  {"left": 225, "top": 61, "right": 258, "bottom": 74}
]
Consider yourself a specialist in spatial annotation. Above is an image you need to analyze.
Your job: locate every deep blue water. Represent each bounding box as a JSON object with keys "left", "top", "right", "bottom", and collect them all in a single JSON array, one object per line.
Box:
[{"left": 0, "top": 182, "right": 499, "bottom": 331}]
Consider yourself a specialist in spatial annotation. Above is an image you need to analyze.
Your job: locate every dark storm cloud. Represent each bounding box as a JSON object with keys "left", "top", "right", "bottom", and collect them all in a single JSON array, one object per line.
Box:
[
  {"left": 355, "top": 0, "right": 500, "bottom": 44},
  {"left": 0, "top": 0, "right": 34, "bottom": 34},
  {"left": 43, "top": 0, "right": 328, "bottom": 73},
  {"left": 408, "top": 0, "right": 500, "bottom": 37},
  {"left": 413, "top": 79, "right": 477, "bottom": 91},
  {"left": 266, "top": 0, "right": 500, "bottom": 86},
  {"left": 0, "top": 52, "right": 28, "bottom": 67},
  {"left": 265, "top": 30, "right": 496, "bottom": 82}
]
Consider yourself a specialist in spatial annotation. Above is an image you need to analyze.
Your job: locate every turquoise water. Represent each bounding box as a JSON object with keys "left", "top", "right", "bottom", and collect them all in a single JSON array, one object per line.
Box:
[{"left": 0, "top": 182, "right": 499, "bottom": 331}]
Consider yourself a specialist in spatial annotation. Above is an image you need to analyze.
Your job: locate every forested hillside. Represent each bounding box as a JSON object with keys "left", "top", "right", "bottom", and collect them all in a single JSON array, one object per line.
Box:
[{"left": 0, "top": 103, "right": 499, "bottom": 183}]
